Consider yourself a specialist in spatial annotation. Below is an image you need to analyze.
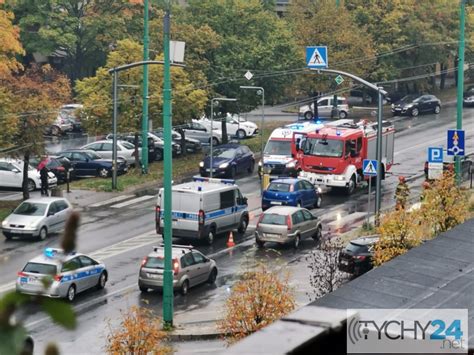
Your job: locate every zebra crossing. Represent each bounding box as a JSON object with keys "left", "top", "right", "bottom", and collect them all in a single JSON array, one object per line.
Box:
[{"left": 89, "top": 194, "right": 156, "bottom": 210}]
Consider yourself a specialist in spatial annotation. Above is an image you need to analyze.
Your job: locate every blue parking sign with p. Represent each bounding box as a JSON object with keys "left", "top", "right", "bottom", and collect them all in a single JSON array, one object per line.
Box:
[{"left": 428, "top": 147, "right": 443, "bottom": 163}]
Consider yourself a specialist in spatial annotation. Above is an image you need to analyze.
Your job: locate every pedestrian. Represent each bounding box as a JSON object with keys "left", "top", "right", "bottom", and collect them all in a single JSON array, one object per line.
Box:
[
  {"left": 39, "top": 163, "right": 49, "bottom": 196},
  {"left": 394, "top": 175, "right": 410, "bottom": 210}
]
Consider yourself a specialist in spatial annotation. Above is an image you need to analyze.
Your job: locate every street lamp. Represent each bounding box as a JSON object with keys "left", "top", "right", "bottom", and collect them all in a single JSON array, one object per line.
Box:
[
  {"left": 240, "top": 85, "right": 265, "bottom": 191},
  {"left": 210, "top": 97, "right": 237, "bottom": 178}
]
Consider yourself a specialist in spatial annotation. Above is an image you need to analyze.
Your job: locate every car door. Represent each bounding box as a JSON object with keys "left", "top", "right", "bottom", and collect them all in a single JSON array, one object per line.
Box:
[
  {"left": 180, "top": 252, "right": 200, "bottom": 287},
  {"left": 295, "top": 181, "right": 307, "bottom": 207},
  {"left": 54, "top": 200, "right": 70, "bottom": 231},
  {"left": 46, "top": 202, "right": 62, "bottom": 233},
  {"left": 99, "top": 142, "right": 113, "bottom": 160},
  {"left": 192, "top": 122, "right": 210, "bottom": 143},
  {"left": 418, "top": 96, "right": 430, "bottom": 112},
  {"left": 71, "top": 152, "right": 90, "bottom": 176},
  {"left": 293, "top": 210, "right": 309, "bottom": 238},
  {"left": 191, "top": 252, "right": 210, "bottom": 285},
  {"left": 240, "top": 146, "right": 253, "bottom": 171},
  {"left": 317, "top": 98, "right": 330, "bottom": 117},
  {"left": 0, "top": 162, "right": 18, "bottom": 187},
  {"left": 61, "top": 257, "right": 86, "bottom": 292},
  {"left": 78, "top": 255, "right": 99, "bottom": 290},
  {"left": 234, "top": 148, "right": 245, "bottom": 174},
  {"left": 301, "top": 209, "right": 318, "bottom": 238},
  {"left": 300, "top": 180, "right": 314, "bottom": 207}
]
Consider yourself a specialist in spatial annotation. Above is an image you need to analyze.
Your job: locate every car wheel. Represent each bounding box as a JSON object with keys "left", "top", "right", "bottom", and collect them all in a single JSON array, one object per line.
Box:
[
  {"left": 211, "top": 137, "right": 219, "bottom": 146},
  {"left": 205, "top": 229, "right": 215, "bottom": 245},
  {"left": 434, "top": 105, "right": 441, "bottom": 114},
  {"left": 314, "top": 195, "right": 322, "bottom": 208},
  {"left": 97, "top": 272, "right": 107, "bottom": 289},
  {"left": 66, "top": 285, "right": 76, "bottom": 302},
  {"left": 38, "top": 227, "right": 47, "bottom": 241},
  {"left": 180, "top": 280, "right": 189, "bottom": 296},
  {"left": 27, "top": 179, "right": 36, "bottom": 192},
  {"left": 238, "top": 216, "right": 248, "bottom": 234},
  {"left": 313, "top": 226, "right": 322, "bottom": 242},
  {"left": 339, "top": 111, "right": 348, "bottom": 119},
  {"left": 51, "top": 126, "right": 61, "bottom": 136},
  {"left": 247, "top": 160, "right": 255, "bottom": 174},
  {"left": 345, "top": 175, "right": 356, "bottom": 195},
  {"left": 293, "top": 235, "right": 300, "bottom": 249},
  {"left": 256, "top": 238, "right": 265, "bottom": 248},
  {"left": 236, "top": 129, "right": 246, "bottom": 139},
  {"left": 304, "top": 111, "right": 313, "bottom": 120},
  {"left": 207, "top": 268, "right": 218, "bottom": 284},
  {"left": 156, "top": 149, "right": 163, "bottom": 161},
  {"left": 97, "top": 168, "right": 109, "bottom": 178},
  {"left": 139, "top": 284, "right": 148, "bottom": 293},
  {"left": 411, "top": 107, "right": 419, "bottom": 117}
]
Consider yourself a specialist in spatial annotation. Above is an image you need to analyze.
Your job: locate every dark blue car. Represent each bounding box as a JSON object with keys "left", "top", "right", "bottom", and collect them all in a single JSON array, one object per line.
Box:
[
  {"left": 199, "top": 144, "right": 255, "bottom": 178},
  {"left": 58, "top": 149, "right": 128, "bottom": 178},
  {"left": 262, "top": 178, "right": 322, "bottom": 211}
]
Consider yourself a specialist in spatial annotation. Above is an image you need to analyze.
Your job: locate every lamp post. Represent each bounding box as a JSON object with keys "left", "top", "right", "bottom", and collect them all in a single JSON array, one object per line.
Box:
[
  {"left": 240, "top": 85, "right": 265, "bottom": 191},
  {"left": 141, "top": 0, "right": 149, "bottom": 173},
  {"left": 455, "top": 0, "right": 467, "bottom": 182},
  {"left": 210, "top": 97, "right": 237, "bottom": 178}
]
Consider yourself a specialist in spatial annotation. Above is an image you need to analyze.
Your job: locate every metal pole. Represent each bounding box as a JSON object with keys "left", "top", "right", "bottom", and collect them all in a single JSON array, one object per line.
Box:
[
  {"left": 162, "top": 1, "right": 173, "bottom": 327},
  {"left": 367, "top": 177, "right": 371, "bottom": 226},
  {"left": 112, "top": 70, "right": 118, "bottom": 190},
  {"left": 210, "top": 99, "right": 214, "bottom": 179},
  {"left": 260, "top": 89, "right": 265, "bottom": 195},
  {"left": 375, "top": 88, "right": 383, "bottom": 224},
  {"left": 141, "top": 0, "right": 149, "bottom": 173},
  {"left": 455, "top": 0, "right": 466, "bottom": 183}
]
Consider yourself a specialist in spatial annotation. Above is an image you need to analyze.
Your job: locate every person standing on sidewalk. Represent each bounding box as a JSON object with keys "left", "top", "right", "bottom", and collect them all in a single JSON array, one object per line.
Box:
[{"left": 40, "top": 164, "right": 49, "bottom": 196}]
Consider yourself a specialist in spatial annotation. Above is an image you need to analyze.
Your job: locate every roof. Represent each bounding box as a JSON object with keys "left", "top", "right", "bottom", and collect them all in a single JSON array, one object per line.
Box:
[
  {"left": 270, "top": 178, "right": 299, "bottom": 185},
  {"left": 168, "top": 180, "right": 236, "bottom": 194},
  {"left": 270, "top": 122, "right": 325, "bottom": 139},
  {"left": 350, "top": 235, "right": 379, "bottom": 246},
  {"left": 313, "top": 218, "right": 474, "bottom": 346},
  {"left": 264, "top": 206, "right": 301, "bottom": 215},
  {"left": 23, "top": 197, "right": 68, "bottom": 204},
  {"left": 313, "top": 126, "right": 360, "bottom": 138},
  {"left": 28, "top": 249, "right": 83, "bottom": 265},
  {"left": 149, "top": 245, "right": 194, "bottom": 258}
]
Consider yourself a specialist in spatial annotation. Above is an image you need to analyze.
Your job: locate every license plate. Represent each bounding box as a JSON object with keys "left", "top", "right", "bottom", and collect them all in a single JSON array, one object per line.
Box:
[
  {"left": 264, "top": 233, "right": 280, "bottom": 238},
  {"left": 340, "top": 260, "right": 348, "bottom": 265},
  {"left": 147, "top": 274, "right": 161, "bottom": 279},
  {"left": 395, "top": 108, "right": 401, "bottom": 111},
  {"left": 206, "top": 169, "right": 216, "bottom": 172},
  {"left": 270, "top": 201, "right": 282, "bottom": 205}
]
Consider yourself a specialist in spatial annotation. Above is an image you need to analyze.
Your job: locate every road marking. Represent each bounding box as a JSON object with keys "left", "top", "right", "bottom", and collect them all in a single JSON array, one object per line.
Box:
[
  {"left": 0, "top": 281, "right": 16, "bottom": 294},
  {"left": 111, "top": 195, "right": 155, "bottom": 208},
  {"left": 89, "top": 195, "right": 134, "bottom": 208}
]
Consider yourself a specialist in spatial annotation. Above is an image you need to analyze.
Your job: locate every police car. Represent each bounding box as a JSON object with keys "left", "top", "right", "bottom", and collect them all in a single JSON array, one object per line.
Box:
[{"left": 16, "top": 248, "right": 108, "bottom": 302}]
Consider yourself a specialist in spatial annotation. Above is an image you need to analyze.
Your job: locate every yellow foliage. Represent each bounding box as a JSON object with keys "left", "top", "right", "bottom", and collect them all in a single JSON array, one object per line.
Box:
[
  {"left": 0, "top": 10, "right": 24, "bottom": 78},
  {"left": 106, "top": 306, "right": 171, "bottom": 355},
  {"left": 217, "top": 265, "right": 296, "bottom": 345}
]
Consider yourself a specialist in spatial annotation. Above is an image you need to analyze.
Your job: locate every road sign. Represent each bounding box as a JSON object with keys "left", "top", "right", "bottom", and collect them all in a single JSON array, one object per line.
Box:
[
  {"left": 244, "top": 71, "right": 253, "bottom": 81},
  {"left": 428, "top": 162, "right": 443, "bottom": 180},
  {"left": 428, "top": 147, "right": 443, "bottom": 163},
  {"left": 447, "top": 129, "right": 465, "bottom": 156},
  {"left": 335, "top": 75, "right": 344, "bottom": 85},
  {"left": 363, "top": 159, "right": 378, "bottom": 176},
  {"left": 306, "top": 46, "right": 328, "bottom": 69}
]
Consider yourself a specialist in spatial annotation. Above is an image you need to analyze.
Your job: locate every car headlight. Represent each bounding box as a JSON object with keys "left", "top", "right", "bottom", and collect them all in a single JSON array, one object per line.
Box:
[
  {"left": 199, "top": 161, "right": 204, "bottom": 168},
  {"left": 286, "top": 161, "right": 296, "bottom": 169},
  {"left": 334, "top": 175, "right": 345, "bottom": 181},
  {"left": 405, "top": 104, "right": 413, "bottom": 108},
  {"left": 258, "top": 161, "right": 262, "bottom": 167},
  {"left": 219, "top": 162, "right": 229, "bottom": 169},
  {"left": 391, "top": 103, "right": 395, "bottom": 109},
  {"left": 317, "top": 187, "right": 322, "bottom": 193},
  {"left": 2, "top": 220, "right": 8, "bottom": 227}
]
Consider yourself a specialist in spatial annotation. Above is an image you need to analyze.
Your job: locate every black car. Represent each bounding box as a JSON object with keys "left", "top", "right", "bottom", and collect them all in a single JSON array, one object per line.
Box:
[
  {"left": 391, "top": 94, "right": 441, "bottom": 117},
  {"left": 338, "top": 236, "right": 379, "bottom": 277},
  {"left": 30, "top": 156, "right": 76, "bottom": 183},
  {"left": 58, "top": 149, "right": 127, "bottom": 178},
  {"left": 146, "top": 132, "right": 182, "bottom": 159},
  {"left": 199, "top": 144, "right": 255, "bottom": 178},
  {"left": 153, "top": 129, "right": 202, "bottom": 154},
  {"left": 463, "top": 85, "right": 474, "bottom": 107}
]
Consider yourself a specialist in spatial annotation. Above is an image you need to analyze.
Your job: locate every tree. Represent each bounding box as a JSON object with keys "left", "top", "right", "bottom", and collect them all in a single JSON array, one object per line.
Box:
[
  {"left": 0, "top": 9, "right": 24, "bottom": 77},
  {"left": 75, "top": 39, "right": 207, "bottom": 135},
  {"left": 106, "top": 306, "right": 171, "bottom": 355},
  {"left": 217, "top": 265, "right": 296, "bottom": 345},
  {"left": 420, "top": 170, "right": 469, "bottom": 235},
  {"left": 306, "top": 237, "right": 348, "bottom": 301}
]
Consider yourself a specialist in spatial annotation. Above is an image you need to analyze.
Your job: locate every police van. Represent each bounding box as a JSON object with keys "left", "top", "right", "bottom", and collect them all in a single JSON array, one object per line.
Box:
[
  {"left": 156, "top": 177, "right": 249, "bottom": 245},
  {"left": 259, "top": 121, "right": 325, "bottom": 179}
]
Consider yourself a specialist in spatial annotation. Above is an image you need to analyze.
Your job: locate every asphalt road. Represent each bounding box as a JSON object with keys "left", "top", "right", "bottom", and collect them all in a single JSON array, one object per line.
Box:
[{"left": 0, "top": 105, "right": 473, "bottom": 354}]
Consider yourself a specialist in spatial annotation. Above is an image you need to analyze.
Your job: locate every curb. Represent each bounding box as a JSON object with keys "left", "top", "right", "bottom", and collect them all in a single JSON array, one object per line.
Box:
[{"left": 170, "top": 329, "right": 223, "bottom": 341}]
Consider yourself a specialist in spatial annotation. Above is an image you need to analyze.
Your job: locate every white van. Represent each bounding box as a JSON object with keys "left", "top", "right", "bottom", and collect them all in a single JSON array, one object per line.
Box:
[
  {"left": 156, "top": 177, "right": 249, "bottom": 245},
  {"left": 259, "top": 121, "right": 325, "bottom": 179},
  {"left": 299, "top": 96, "right": 350, "bottom": 120}
]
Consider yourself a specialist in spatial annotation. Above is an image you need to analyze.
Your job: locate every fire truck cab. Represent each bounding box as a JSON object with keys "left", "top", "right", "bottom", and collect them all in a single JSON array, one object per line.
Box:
[{"left": 292, "top": 120, "right": 395, "bottom": 195}]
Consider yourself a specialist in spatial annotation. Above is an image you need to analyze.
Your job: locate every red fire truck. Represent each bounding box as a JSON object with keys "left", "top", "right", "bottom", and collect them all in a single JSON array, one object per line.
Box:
[{"left": 291, "top": 119, "right": 395, "bottom": 195}]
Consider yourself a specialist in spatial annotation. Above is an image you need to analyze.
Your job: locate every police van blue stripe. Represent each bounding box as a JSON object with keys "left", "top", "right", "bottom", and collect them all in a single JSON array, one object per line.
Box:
[
  {"left": 60, "top": 266, "right": 104, "bottom": 283},
  {"left": 160, "top": 204, "right": 247, "bottom": 222}
]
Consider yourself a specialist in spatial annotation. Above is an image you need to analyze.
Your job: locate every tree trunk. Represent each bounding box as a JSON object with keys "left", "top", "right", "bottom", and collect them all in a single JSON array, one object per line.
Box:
[
  {"left": 134, "top": 132, "right": 140, "bottom": 168},
  {"left": 312, "top": 91, "right": 319, "bottom": 119},
  {"left": 177, "top": 128, "right": 186, "bottom": 157},
  {"left": 440, "top": 62, "right": 447, "bottom": 90},
  {"left": 221, "top": 116, "right": 228, "bottom": 144},
  {"left": 22, "top": 151, "right": 30, "bottom": 200}
]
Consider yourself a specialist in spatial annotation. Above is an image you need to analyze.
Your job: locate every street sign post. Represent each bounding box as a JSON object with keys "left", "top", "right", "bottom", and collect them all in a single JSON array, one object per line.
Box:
[
  {"left": 447, "top": 129, "right": 465, "bottom": 156},
  {"left": 363, "top": 159, "right": 377, "bottom": 225},
  {"left": 428, "top": 147, "right": 443, "bottom": 180},
  {"left": 306, "top": 46, "right": 328, "bottom": 69}
]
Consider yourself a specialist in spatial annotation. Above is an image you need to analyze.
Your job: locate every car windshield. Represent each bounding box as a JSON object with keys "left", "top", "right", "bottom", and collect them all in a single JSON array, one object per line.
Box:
[
  {"left": 14, "top": 202, "right": 47, "bottom": 216},
  {"left": 85, "top": 152, "right": 102, "bottom": 160},
  {"left": 267, "top": 183, "right": 291, "bottom": 192},
  {"left": 23, "top": 262, "right": 57, "bottom": 275},
  {"left": 212, "top": 148, "right": 236, "bottom": 158},
  {"left": 264, "top": 140, "right": 291, "bottom": 156},
  {"left": 346, "top": 242, "right": 369, "bottom": 254},
  {"left": 400, "top": 95, "right": 419, "bottom": 103},
  {"left": 305, "top": 138, "right": 343, "bottom": 158},
  {"left": 120, "top": 141, "right": 135, "bottom": 150},
  {"left": 260, "top": 213, "right": 287, "bottom": 225},
  {"left": 144, "top": 256, "right": 164, "bottom": 269}
]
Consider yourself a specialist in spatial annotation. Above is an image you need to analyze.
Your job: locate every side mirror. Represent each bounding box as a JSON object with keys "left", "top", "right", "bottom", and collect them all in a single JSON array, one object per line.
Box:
[
  {"left": 12, "top": 168, "right": 20, "bottom": 173},
  {"left": 48, "top": 211, "right": 55, "bottom": 216}
]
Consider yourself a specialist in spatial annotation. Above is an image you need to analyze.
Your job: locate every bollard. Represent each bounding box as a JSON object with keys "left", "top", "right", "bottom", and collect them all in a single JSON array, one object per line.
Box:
[
  {"left": 262, "top": 173, "right": 270, "bottom": 191},
  {"left": 66, "top": 169, "right": 71, "bottom": 193}
]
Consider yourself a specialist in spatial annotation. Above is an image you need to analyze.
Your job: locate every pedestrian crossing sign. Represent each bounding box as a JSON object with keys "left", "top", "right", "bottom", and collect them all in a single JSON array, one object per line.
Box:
[
  {"left": 363, "top": 159, "right": 378, "bottom": 176},
  {"left": 306, "top": 46, "right": 328, "bottom": 69}
]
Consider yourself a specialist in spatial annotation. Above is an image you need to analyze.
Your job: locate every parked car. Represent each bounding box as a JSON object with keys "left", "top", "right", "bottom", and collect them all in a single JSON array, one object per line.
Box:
[
  {"left": 0, "top": 158, "right": 57, "bottom": 191},
  {"left": 105, "top": 134, "right": 158, "bottom": 162},
  {"left": 346, "top": 90, "right": 373, "bottom": 106},
  {"left": 184, "top": 121, "right": 225, "bottom": 145},
  {"left": 338, "top": 236, "right": 379, "bottom": 276},
  {"left": 2, "top": 197, "right": 73, "bottom": 240},
  {"left": 16, "top": 247, "right": 107, "bottom": 302},
  {"left": 138, "top": 244, "right": 218, "bottom": 295},
  {"left": 45, "top": 111, "right": 74, "bottom": 136},
  {"left": 81, "top": 140, "right": 141, "bottom": 166},
  {"left": 57, "top": 150, "right": 127, "bottom": 178},
  {"left": 152, "top": 129, "right": 202, "bottom": 154},
  {"left": 299, "top": 96, "right": 350, "bottom": 120},
  {"left": 463, "top": 85, "right": 474, "bottom": 107},
  {"left": 60, "top": 104, "right": 84, "bottom": 131},
  {"left": 199, "top": 144, "right": 255, "bottom": 178},
  {"left": 146, "top": 131, "right": 183, "bottom": 157},
  {"left": 255, "top": 206, "right": 322, "bottom": 248},
  {"left": 262, "top": 178, "right": 322, "bottom": 211},
  {"left": 30, "top": 156, "right": 75, "bottom": 183},
  {"left": 197, "top": 114, "right": 258, "bottom": 139},
  {"left": 423, "top": 150, "right": 472, "bottom": 179},
  {"left": 391, "top": 94, "right": 441, "bottom": 117}
]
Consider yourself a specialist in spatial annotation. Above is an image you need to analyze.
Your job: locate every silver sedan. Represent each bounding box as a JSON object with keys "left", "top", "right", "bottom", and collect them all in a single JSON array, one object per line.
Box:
[{"left": 1, "top": 197, "right": 73, "bottom": 241}]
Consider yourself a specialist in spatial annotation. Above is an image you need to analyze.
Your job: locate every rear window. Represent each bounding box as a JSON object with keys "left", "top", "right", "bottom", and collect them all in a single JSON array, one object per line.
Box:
[
  {"left": 261, "top": 213, "right": 287, "bottom": 225},
  {"left": 121, "top": 141, "right": 135, "bottom": 150},
  {"left": 267, "top": 183, "right": 291, "bottom": 192},
  {"left": 346, "top": 243, "right": 369, "bottom": 254},
  {"left": 23, "top": 262, "right": 57, "bottom": 275},
  {"left": 144, "top": 256, "right": 164, "bottom": 269}
]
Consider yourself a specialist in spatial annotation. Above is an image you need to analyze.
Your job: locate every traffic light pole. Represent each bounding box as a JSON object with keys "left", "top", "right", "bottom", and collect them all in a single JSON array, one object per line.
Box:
[
  {"left": 141, "top": 0, "right": 149, "bottom": 173},
  {"left": 455, "top": 0, "right": 466, "bottom": 182}
]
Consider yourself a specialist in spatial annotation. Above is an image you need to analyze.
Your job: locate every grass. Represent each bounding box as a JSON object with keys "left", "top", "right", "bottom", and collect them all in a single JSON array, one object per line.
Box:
[
  {"left": 0, "top": 200, "right": 21, "bottom": 223},
  {"left": 67, "top": 120, "right": 292, "bottom": 192}
]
